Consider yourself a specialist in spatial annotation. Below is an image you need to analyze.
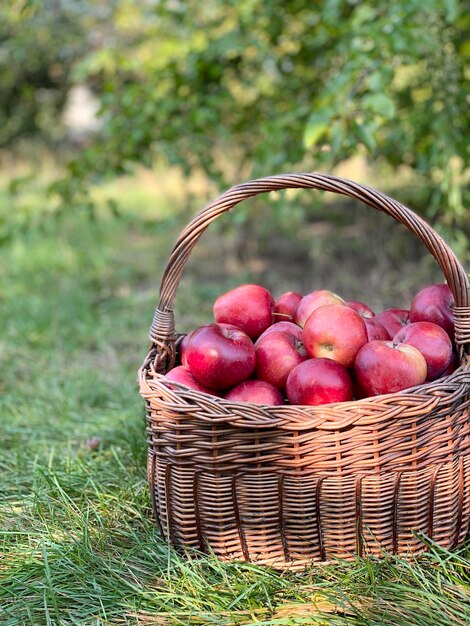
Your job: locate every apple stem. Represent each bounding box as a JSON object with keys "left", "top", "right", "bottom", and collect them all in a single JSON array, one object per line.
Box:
[{"left": 272, "top": 312, "right": 293, "bottom": 320}]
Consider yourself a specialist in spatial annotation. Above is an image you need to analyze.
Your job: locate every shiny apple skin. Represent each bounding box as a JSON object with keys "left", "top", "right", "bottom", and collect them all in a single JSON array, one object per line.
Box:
[
  {"left": 295, "top": 290, "right": 346, "bottom": 328},
  {"left": 165, "top": 365, "right": 217, "bottom": 395},
  {"left": 181, "top": 324, "right": 236, "bottom": 366},
  {"left": 410, "top": 283, "right": 455, "bottom": 340},
  {"left": 348, "top": 300, "right": 375, "bottom": 318},
  {"left": 225, "top": 380, "right": 284, "bottom": 405},
  {"left": 255, "top": 321, "right": 303, "bottom": 345},
  {"left": 186, "top": 323, "right": 255, "bottom": 390},
  {"left": 303, "top": 304, "right": 368, "bottom": 368},
  {"left": 393, "top": 321, "right": 453, "bottom": 381},
  {"left": 374, "top": 309, "right": 410, "bottom": 338},
  {"left": 364, "top": 317, "right": 390, "bottom": 341},
  {"left": 213, "top": 284, "right": 274, "bottom": 340},
  {"left": 255, "top": 331, "right": 308, "bottom": 390},
  {"left": 273, "top": 291, "right": 303, "bottom": 321},
  {"left": 355, "top": 340, "right": 427, "bottom": 397},
  {"left": 286, "top": 358, "right": 353, "bottom": 405},
  {"left": 351, "top": 373, "right": 368, "bottom": 400},
  {"left": 440, "top": 353, "right": 458, "bottom": 377},
  {"left": 179, "top": 332, "right": 192, "bottom": 367}
]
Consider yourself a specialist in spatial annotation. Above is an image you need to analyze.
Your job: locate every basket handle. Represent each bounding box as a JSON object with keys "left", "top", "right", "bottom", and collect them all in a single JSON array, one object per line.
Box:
[{"left": 149, "top": 173, "right": 470, "bottom": 371}]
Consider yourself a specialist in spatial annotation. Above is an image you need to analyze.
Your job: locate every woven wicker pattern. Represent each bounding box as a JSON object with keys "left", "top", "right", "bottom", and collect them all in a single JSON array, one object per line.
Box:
[{"left": 139, "top": 173, "right": 470, "bottom": 568}]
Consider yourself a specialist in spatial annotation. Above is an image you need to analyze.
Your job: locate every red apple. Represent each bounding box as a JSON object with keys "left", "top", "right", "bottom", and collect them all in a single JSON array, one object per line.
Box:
[
  {"left": 273, "top": 291, "right": 303, "bottom": 321},
  {"left": 213, "top": 284, "right": 274, "bottom": 340},
  {"left": 179, "top": 332, "right": 193, "bottom": 367},
  {"left": 348, "top": 300, "right": 375, "bottom": 318},
  {"left": 303, "top": 304, "right": 368, "bottom": 368},
  {"left": 255, "top": 331, "right": 308, "bottom": 390},
  {"left": 180, "top": 325, "right": 235, "bottom": 366},
  {"left": 225, "top": 380, "right": 284, "bottom": 405},
  {"left": 364, "top": 318, "right": 390, "bottom": 342},
  {"left": 355, "top": 340, "right": 427, "bottom": 397},
  {"left": 256, "top": 321, "right": 303, "bottom": 345},
  {"left": 286, "top": 358, "right": 353, "bottom": 405},
  {"left": 374, "top": 309, "right": 410, "bottom": 338},
  {"left": 351, "top": 373, "right": 368, "bottom": 400},
  {"left": 410, "top": 283, "right": 455, "bottom": 340},
  {"left": 295, "top": 290, "right": 346, "bottom": 328},
  {"left": 165, "top": 366, "right": 217, "bottom": 395},
  {"left": 440, "top": 353, "right": 458, "bottom": 377},
  {"left": 393, "top": 321, "right": 453, "bottom": 381},
  {"left": 186, "top": 323, "right": 255, "bottom": 390}
]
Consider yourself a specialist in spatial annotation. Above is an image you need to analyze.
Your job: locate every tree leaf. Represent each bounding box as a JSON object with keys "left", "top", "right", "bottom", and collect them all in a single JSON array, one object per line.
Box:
[
  {"left": 367, "top": 68, "right": 393, "bottom": 92},
  {"left": 363, "top": 93, "right": 396, "bottom": 119},
  {"left": 303, "top": 111, "right": 332, "bottom": 148},
  {"left": 353, "top": 121, "right": 376, "bottom": 152},
  {"left": 443, "top": 0, "right": 459, "bottom": 22}
]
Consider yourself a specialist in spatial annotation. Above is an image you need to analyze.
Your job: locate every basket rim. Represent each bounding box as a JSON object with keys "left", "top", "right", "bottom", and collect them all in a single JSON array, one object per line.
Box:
[{"left": 139, "top": 354, "right": 470, "bottom": 431}]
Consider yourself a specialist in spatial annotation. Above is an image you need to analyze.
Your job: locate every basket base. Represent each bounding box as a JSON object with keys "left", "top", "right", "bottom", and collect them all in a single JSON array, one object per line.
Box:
[{"left": 148, "top": 455, "right": 470, "bottom": 568}]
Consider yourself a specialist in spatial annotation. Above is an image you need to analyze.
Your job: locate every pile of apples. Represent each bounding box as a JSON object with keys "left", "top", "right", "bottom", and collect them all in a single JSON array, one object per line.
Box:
[{"left": 165, "top": 283, "right": 456, "bottom": 406}]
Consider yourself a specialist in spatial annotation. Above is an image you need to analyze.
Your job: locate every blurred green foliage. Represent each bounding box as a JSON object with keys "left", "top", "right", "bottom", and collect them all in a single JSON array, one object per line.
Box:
[
  {"left": 0, "top": 0, "right": 99, "bottom": 145},
  {"left": 1, "top": 0, "right": 468, "bottom": 249}
]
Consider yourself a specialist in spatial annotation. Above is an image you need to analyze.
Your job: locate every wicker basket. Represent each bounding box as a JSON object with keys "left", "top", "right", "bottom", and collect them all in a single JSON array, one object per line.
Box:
[{"left": 139, "top": 173, "right": 470, "bottom": 569}]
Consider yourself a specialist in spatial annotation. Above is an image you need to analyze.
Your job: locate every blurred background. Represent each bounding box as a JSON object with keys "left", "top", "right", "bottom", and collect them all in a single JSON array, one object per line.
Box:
[
  {"left": 1, "top": 5, "right": 469, "bottom": 622},
  {"left": 1, "top": 0, "right": 468, "bottom": 360},
  {"left": 1, "top": 5, "right": 469, "bottom": 621}
]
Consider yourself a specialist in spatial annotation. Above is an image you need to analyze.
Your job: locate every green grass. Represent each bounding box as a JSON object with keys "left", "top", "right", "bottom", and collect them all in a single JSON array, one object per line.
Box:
[{"left": 1, "top": 191, "right": 470, "bottom": 626}]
